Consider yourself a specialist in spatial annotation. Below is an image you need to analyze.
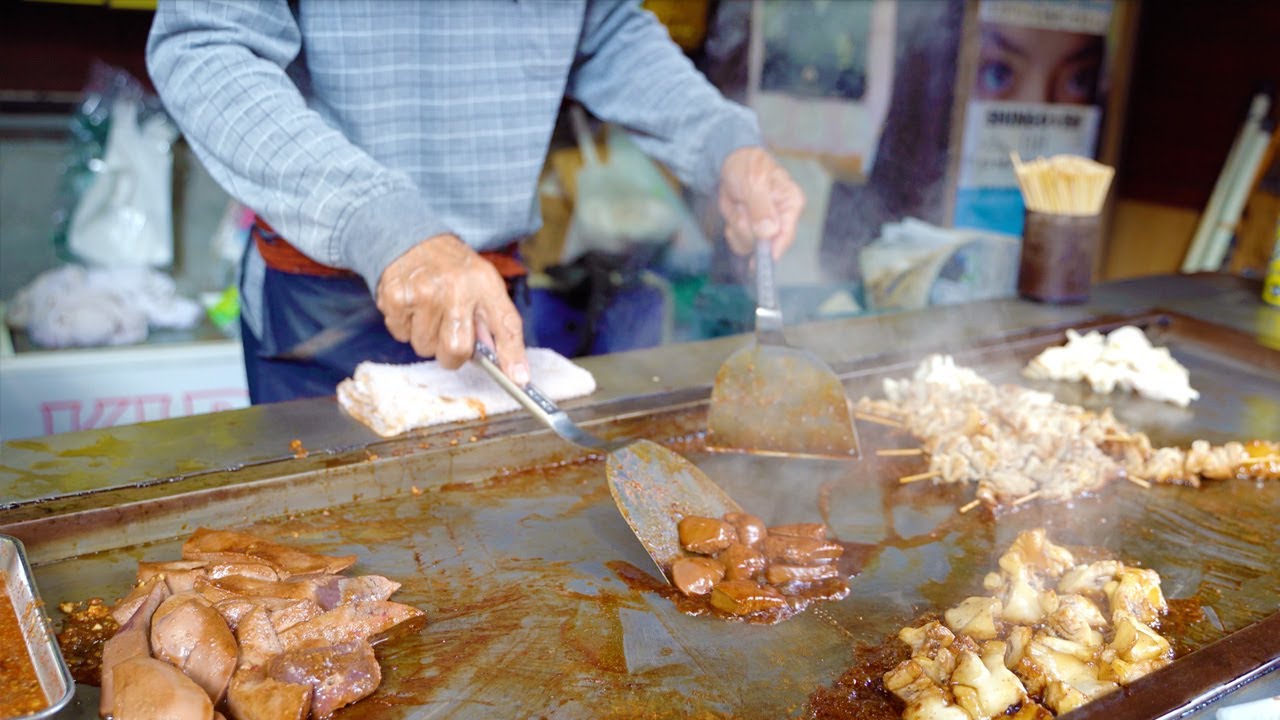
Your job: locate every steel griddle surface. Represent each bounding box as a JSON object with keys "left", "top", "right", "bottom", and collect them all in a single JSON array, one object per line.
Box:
[{"left": 29, "top": 313, "right": 1280, "bottom": 719}]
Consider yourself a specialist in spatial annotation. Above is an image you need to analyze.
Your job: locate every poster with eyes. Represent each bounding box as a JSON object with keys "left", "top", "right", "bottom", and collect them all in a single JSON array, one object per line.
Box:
[{"left": 953, "top": 0, "right": 1114, "bottom": 237}]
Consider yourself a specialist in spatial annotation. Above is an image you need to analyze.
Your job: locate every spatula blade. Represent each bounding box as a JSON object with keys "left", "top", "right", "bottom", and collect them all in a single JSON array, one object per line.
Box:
[
  {"left": 605, "top": 440, "right": 742, "bottom": 579},
  {"left": 706, "top": 343, "right": 860, "bottom": 460}
]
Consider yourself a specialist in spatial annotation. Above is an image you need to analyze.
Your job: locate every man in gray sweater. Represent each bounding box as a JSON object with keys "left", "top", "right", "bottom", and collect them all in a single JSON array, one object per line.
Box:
[{"left": 148, "top": 0, "right": 803, "bottom": 403}]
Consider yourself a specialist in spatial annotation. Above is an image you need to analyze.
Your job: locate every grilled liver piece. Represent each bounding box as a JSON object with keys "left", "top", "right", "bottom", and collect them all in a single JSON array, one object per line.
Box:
[
  {"left": 716, "top": 543, "right": 767, "bottom": 582},
  {"left": 761, "top": 536, "right": 843, "bottom": 566},
  {"left": 677, "top": 517, "right": 737, "bottom": 555},
  {"left": 724, "top": 513, "right": 768, "bottom": 548},
  {"left": 671, "top": 557, "right": 726, "bottom": 596}
]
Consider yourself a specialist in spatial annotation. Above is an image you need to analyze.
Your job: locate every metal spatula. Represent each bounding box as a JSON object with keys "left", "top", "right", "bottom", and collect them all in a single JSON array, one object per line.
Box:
[
  {"left": 706, "top": 240, "right": 860, "bottom": 459},
  {"left": 473, "top": 343, "right": 741, "bottom": 577}
]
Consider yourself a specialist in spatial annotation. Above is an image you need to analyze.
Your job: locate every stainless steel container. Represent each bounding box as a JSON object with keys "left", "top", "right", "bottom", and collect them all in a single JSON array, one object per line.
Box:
[{"left": 1, "top": 535, "right": 75, "bottom": 720}]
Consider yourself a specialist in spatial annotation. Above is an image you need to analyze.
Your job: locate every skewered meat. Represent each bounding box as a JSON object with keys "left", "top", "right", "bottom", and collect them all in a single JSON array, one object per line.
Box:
[
  {"left": 677, "top": 517, "right": 737, "bottom": 554},
  {"left": 149, "top": 593, "right": 237, "bottom": 703},
  {"left": 724, "top": 512, "right": 767, "bottom": 548},
  {"left": 670, "top": 557, "right": 725, "bottom": 596},
  {"left": 100, "top": 577, "right": 169, "bottom": 717},
  {"left": 886, "top": 530, "right": 1173, "bottom": 719},
  {"left": 859, "top": 354, "right": 1270, "bottom": 509},
  {"left": 182, "top": 528, "right": 357, "bottom": 578},
  {"left": 110, "top": 656, "right": 214, "bottom": 720}
]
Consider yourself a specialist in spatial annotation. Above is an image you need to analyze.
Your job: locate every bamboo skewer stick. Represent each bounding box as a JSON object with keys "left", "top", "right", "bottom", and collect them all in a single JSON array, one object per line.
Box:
[
  {"left": 856, "top": 412, "right": 904, "bottom": 428},
  {"left": 1127, "top": 476, "right": 1153, "bottom": 489},
  {"left": 877, "top": 448, "right": 925, "bottom": 457},
  {"left": 1011, "top": 490, "right": 1043, "bottom": 507},
  {"left": 1238, "top": 455, "right": 1280, "bottom": 465},
  {"left": 898, "top": 470, "right": 941, "bottom": 485},
  {"left": 1010, "top": 152, "right": 1114, "bottom": 216},
  {"left": 959, "top": 499, "right": 982, "bottom": 514}
]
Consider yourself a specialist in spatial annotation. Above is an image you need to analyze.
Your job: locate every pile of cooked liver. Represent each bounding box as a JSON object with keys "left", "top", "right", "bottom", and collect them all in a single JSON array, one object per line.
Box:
[
  {"left": 99, "top": 528, "right": 422, "bottom": 719},
  {"left": 672, "top": 513, "right": 848, "bottom": 620}
]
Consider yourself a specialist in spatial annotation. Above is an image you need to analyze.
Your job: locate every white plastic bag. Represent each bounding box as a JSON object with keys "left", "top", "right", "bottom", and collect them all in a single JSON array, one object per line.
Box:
[
  {"left": 67, "top": 98, "right": 178, "bottom": 268},
  {"left": 5, "top": 265, "right": 201, "bottom": 349}
]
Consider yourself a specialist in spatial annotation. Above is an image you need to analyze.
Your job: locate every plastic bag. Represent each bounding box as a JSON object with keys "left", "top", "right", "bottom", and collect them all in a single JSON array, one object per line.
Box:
[
  {"left": 860, "top": 218, "right": 1020, "bottom": 311},
  {"left": 53, "top": 62, "right": 177, "bottom": 268},
  {"left": 67, "top": 97, "right": 178, "bottom": 267},
  {"left": 6, "top": 265, "right": 201, "bottom": 349}
]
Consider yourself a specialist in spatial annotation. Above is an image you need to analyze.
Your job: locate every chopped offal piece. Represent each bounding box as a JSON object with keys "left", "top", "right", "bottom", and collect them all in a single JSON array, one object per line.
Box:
[{"left": 885, "top": 529, "right": 1174, "bottom": 719}]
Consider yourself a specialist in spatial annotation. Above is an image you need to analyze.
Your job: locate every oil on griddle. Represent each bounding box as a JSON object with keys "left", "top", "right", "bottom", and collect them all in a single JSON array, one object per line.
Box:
[{"left": 35, "top": 316, "right": 1280, "bottom": 719}]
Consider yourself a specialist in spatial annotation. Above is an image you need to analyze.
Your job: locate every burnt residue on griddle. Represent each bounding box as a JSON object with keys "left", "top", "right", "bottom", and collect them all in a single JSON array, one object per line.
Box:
[
  {"left": 55, "top": 597, "right": 117, "bottom": 686},
  {"left": 803, "top": 632, "right": 912, "bottom": 720}
]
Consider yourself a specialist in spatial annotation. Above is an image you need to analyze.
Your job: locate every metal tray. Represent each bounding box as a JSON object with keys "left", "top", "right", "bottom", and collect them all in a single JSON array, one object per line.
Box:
[
  {"left": 1, "top": 535, "right": 75, "bottom": 720},
  {"left": 4, "top": 311, "right": 1279, "bottom": 719}
]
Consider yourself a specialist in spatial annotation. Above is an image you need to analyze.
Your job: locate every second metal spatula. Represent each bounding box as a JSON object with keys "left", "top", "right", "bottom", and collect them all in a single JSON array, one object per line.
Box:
[
  {"left": 706, "top": 240, "right": 860, "bottom": 459},
  {"left": 473, "top": 343, "right": 740, "bottom": 577}
]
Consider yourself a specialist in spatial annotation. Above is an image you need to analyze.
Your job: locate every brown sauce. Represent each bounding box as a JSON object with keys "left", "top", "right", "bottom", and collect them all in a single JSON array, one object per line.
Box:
[
  {"left": 804, "top": 634, "right": 911, "bottom": 720},
  {"left": 56, "top": 597, "right": 117, "bottom": 686},
  {"left": 0, "top": 577, "right": 49, "bottom": 717}
]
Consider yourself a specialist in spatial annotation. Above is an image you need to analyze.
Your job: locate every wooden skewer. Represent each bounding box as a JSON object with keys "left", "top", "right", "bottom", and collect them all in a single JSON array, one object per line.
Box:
[
  {"left": 898, "top": 470, "right": 941, "bottom": 485},
  {"left": 877, "top": 448, "right": 924, "bottom": 457},
  {"left": 1011, "top": 490, "right": 1043, "bottom": 506},
  {"left": 959, "top": 499, "right": 982, "bottom": 514},
  {"left": 1237, "top": 455, "right": 1280, "bottom": 465},
  {"left": 1126, "top": 476, "right": 1153, "bottom": 489},
  {"left": 856, "top": 412, "right": 904, "bottom": 428}
]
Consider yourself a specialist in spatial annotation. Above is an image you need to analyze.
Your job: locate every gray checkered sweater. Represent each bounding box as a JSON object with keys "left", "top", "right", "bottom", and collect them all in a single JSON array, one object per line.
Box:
[{"left": 147, "top": 0, "right": 760, "bottom": 306}]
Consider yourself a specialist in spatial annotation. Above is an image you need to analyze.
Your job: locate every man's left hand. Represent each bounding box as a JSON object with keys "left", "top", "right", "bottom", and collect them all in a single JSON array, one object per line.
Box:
[{"left": 718, "top": 147, "right": 805, "bottom": 259}]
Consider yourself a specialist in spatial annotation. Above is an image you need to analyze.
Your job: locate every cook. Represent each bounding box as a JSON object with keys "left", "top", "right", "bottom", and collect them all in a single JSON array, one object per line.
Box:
[{"left": 146, "top": 0, "right": 804, "bottom": 404}]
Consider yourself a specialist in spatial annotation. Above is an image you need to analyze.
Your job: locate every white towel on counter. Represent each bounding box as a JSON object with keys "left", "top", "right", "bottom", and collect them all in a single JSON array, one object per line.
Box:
[{"left": 337, "top": 348, "right": 597, "bottom": 437}]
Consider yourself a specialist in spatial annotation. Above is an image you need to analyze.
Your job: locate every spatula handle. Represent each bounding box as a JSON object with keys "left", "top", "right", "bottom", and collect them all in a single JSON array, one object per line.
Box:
[
  {"left": 472, "top": 342, "right": 615, "bottom": 451},
  {"left": 755, "top": 239, "right": 783, "bottom": 335},
  {"left": 473, "top": 342, "right": 560, "bottom": 419}
]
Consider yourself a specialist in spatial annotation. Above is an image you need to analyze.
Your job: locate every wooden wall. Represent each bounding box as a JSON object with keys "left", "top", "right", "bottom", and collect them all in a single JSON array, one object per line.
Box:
[{"left": 1106, "top": 0, "right": 1280, "bottom": 279}]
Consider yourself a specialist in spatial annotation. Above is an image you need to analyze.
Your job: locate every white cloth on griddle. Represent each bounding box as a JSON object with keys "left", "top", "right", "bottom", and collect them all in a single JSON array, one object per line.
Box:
[{"left": 337, "top": 348, "right": 597, "bottom": 437}]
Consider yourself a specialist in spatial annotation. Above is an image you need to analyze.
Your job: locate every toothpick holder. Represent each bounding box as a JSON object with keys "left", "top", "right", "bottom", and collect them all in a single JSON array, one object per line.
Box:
[{"left": 1018, "top": 210, "right": 1100, "bottom": 304}]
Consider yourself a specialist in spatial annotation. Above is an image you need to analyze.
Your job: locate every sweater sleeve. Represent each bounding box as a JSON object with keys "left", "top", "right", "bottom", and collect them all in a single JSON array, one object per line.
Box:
[
  {"left": 146, "top": 0, "right": 451, "bottom": 293},
  {"left": 567, "top": 0, "right": 764, "bottom": 195}
]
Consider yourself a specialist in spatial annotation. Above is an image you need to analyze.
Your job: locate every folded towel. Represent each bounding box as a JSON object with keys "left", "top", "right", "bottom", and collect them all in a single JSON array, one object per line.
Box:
[{"left": 337, "top": 348, "right": 597, "bottom": 437}]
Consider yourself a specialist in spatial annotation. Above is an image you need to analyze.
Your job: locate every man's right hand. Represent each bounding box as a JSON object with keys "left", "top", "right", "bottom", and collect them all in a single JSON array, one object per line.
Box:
[{"left": 376, "top": 234, "right": 530, "bottom": 385}]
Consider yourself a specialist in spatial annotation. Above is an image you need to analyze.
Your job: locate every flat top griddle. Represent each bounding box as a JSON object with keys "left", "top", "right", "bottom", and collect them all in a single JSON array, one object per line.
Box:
[{"left": 7, "top": 311, "right": 1279, "bottom": 720}]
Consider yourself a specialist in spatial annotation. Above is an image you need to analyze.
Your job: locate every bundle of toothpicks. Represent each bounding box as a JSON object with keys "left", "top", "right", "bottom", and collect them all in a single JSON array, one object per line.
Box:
[{"left": 1011, "top": 153, "right": 1115, "bottom": 216}]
